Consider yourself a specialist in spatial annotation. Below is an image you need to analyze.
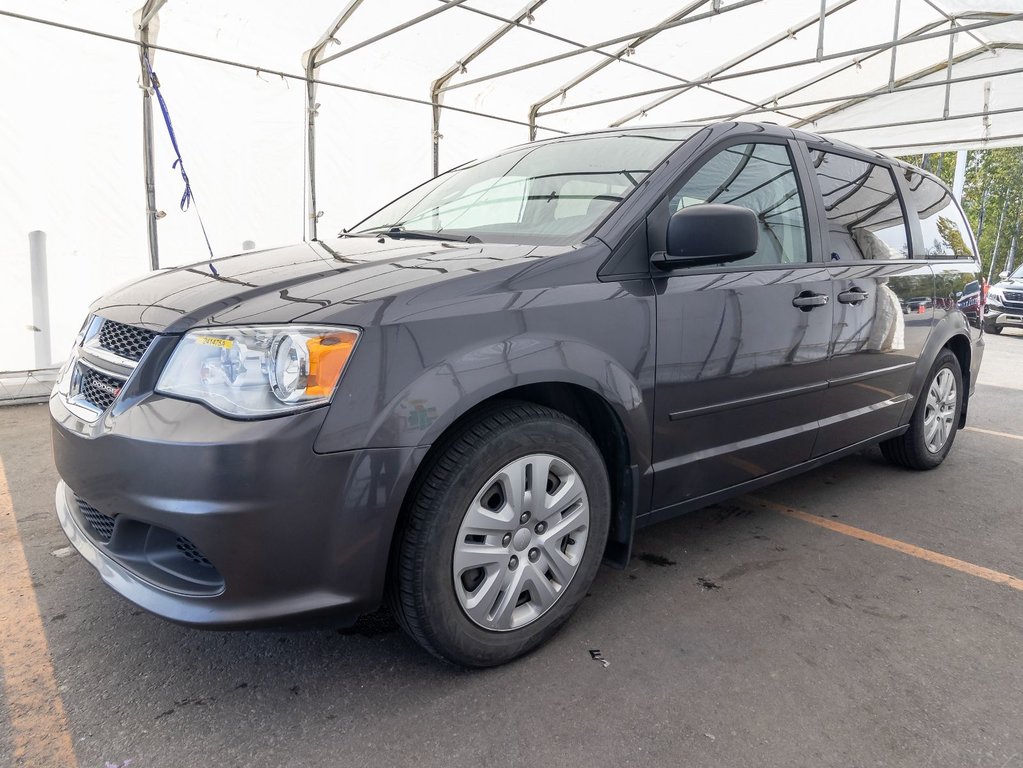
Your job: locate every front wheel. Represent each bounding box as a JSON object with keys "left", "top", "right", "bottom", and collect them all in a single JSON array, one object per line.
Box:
[
  {"left": 984, "top": 318, "right": 1002, "bottom": 335},
  {"left": 881, "top": 349, "right": 963, "bottom": 470},
  {"left": 389, "top": 402, "right": 610, "bottom": 667}
]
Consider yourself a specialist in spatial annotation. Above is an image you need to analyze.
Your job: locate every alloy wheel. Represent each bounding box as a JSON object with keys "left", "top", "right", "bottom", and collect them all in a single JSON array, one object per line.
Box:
[{"left": 923, "top": 367, "right": 957, "bottom": 453}]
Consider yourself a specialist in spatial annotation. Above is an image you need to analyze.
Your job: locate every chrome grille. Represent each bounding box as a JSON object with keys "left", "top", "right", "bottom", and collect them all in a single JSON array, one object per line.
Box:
[
  {"left": 76, "top": 496, "right": 116, "bottom": 543},
  {"left": 97, "top": 320, "right": 156, "bottom": 362},
  {"left": 77, "top": 365, "right": 124, "bottom": 411}
]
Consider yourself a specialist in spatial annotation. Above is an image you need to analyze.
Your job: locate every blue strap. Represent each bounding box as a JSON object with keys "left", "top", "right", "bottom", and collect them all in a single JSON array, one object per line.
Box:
[{"left": 143, "top": 53, "right": 218, "bottom": 274}]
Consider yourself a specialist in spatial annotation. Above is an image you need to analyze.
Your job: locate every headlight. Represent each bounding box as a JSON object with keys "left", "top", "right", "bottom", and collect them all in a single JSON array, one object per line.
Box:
[
  {"left": 156, "top": 325, "right": 360, "bottom": 417},
  {"left": 988, "top": 288, "right": 1004, "bottom": 306}
]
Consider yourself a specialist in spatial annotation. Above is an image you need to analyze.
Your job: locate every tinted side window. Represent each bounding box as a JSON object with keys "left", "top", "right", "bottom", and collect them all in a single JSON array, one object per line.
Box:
[
  {"left": 810, "top": 150, "right": 909, "bottom": 261},
  {"left": 903, "top": 170, "right": 974, "bottom": 259},
  {"left": 668, "top": 143, "right": 808, "bottom": 266}
]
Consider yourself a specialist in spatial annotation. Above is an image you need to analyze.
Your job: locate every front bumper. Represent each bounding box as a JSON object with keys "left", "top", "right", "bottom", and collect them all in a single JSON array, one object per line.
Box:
[
  {"left": 985, "top": 305, "right": 1023, "bottom": 328},
  {"left": 52, "top": 392, "right": 424, "bottom": 627}
]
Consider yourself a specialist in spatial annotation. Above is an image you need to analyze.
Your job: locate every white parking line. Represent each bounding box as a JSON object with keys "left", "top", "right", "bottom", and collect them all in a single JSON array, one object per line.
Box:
[{"left": 964, "top": 426, "right": 1023, "bottom": 442}]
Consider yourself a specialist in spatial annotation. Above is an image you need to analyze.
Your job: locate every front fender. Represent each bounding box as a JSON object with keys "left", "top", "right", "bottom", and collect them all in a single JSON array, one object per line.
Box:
[{"left": 316, "top": 332, "right": 654, "bottom": 474}]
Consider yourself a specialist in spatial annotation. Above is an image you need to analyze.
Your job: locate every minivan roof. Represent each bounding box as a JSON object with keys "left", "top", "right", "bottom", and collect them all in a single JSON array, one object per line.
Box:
[{"left": 519, "top": 120, "right": 946, "bottom": 189}]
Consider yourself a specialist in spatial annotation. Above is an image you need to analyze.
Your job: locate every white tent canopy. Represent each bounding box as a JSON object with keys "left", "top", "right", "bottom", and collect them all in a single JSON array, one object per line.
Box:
[{"left": 1, "top": 0, "right": 1020, "bottom": 376}]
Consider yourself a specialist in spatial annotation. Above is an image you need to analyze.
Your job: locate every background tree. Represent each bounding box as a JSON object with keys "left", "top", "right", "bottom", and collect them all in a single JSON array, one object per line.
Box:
[{"left": 899, "top": 147, "right": 1023, "bottom": 280}]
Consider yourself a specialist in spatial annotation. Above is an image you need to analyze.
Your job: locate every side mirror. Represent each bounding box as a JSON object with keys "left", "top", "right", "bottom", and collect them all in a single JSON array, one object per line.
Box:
[
  {"left": 654, "top": 204, "right": 759, "bottom": 269},
  {"left": 999, "top": 271, "right": 1009, "bottom": 281}
]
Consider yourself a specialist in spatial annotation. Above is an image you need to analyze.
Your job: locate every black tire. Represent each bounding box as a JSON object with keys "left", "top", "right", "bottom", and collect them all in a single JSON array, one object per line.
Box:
[
  {"left": 984, "top": 319, "right": 1002, "bottom": 335},
  {"left": 388, "top": 401, "right": 610, "bottom": 667},
  {"left": 880, "top": 349, "right": 963, "bottom": 470}
]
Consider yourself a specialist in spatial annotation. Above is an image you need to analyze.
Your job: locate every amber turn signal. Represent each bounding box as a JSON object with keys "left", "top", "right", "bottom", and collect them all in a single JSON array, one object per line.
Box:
[{"left": 305, "top": 331, "right": 359, "bottom": 397}]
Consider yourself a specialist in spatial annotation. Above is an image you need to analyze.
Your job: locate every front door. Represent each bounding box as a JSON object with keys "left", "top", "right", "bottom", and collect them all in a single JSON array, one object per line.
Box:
[{"left": 650, "top": 140, "right": 832, "bottom": 513}]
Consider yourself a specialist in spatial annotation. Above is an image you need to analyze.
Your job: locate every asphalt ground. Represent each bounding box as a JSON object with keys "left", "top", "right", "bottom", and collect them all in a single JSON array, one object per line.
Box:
[{"left": 2, "top": 331, "right": 1021, "bottom": 768}]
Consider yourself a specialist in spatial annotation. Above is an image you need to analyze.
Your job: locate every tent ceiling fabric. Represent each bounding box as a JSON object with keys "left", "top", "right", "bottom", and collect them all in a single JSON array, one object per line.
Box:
[
  {"left": 3, "top": 0, "right": 1020, "bottom": 156},
  {"left": 294, "top": 0, "right": 1023, "bottom": 156},
  {"left": 0, "top": 0, "right": 1020, "bottom": 375}
]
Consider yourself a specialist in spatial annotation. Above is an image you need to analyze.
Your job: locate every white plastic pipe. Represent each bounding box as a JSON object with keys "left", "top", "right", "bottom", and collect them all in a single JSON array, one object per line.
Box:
[
  {"left": 952, "top": 149, "right": 967, "bottom": 203},
  {"left": 29, "top": 230, "right": 51, "bottom": 369}
]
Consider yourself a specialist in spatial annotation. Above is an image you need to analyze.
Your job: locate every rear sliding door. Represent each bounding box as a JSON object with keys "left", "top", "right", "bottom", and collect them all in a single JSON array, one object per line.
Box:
[{"left": 802, "top": 147, "right": 933, "bottom": 455}]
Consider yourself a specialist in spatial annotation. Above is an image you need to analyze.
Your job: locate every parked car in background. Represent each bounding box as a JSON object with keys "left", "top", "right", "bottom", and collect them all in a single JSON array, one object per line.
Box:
[
  {"left": 957, "top": 280, "right": 982, "bottom": 327},
  {"left": 905, "top": 296, "right": 933, "bottom": 313},
  {"left": 51, "top": 122, "right": 983, "bottom": 666},
  {"left": 985, "top": 266, "right": 1023, "bottom": 334}
]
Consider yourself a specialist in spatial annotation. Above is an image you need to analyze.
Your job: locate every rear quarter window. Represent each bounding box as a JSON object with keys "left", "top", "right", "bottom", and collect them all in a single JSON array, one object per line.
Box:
[{"left": 903, "top": 170, "right": 975, "bottom": 259}]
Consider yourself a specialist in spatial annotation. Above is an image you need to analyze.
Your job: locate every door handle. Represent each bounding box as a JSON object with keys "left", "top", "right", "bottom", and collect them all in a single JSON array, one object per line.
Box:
[
  {"left": 792, "top": 291, "right": 829, "bottom": 311},
  {"left": 838, "top": 288, "right": 869, "bottom": 304}
]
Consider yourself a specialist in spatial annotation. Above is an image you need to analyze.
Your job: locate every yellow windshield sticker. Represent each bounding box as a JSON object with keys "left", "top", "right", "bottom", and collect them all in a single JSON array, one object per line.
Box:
[{"left": 196, "top": 336, "right": 233, "bottom": 349}]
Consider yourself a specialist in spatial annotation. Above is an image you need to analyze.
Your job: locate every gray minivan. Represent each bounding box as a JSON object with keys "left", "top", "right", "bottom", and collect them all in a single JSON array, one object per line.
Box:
[{"left": 52, "top": 122, "right": 983, "bottom": 666}]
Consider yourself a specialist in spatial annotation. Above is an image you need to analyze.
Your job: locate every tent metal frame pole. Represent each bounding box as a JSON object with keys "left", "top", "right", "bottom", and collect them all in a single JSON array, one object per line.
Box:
[
  {"left": 5, "top": 0, "right": 751, "bottom": 129},
  {"left": 304, "top": 66, "right": 320, "bottom": 243},
  {"left": 430, "top": 0, "right": 786, "bottom": 144},
  {"left": 305, "top": 73, "right": 318, "bottom": 242},
  {"left": 610, "top": 0, "right": 860, "bottom": 127},
  {"left": 723, "top": 16, "right": 949, "bottom": 123},
  {"left": 536, "top": 12, "right": 1021, "bottom": 120},
  {"left": 788, "top": 42, "right": 1023, "bottom": 128},
  {"left": 432, "top": 0, "right": 547, "bottom": 175},
  {"left": 1, "top": 4, "right": 528, "bottom": 131},
  {"left": 888, "top": 0, "right": 902, "bottom": 90},
  {"left": 317, "top": 0, "right": 473, "bottom": 67},
  {"left": 943, "top": 19, "right": 957, "bottom": 119},
  {"left": 434, "top": 0, "right": 778, "bottom": 118},
  {"left": 804, "top": 105, "right": 1023, "bottom": 136},
  {"left": 816, "top": 0, "right": 827, "bottom": 61},
  {"left": 437, "top": 0, "right": 767, "bottom": 95},
  {"left": 872, "top": 131, "right": 1023, "bottom": 151},
  {"left": 302, "top": 0, "right": 366, "bottom": 243},
  {"left": 983, "top": 80, "right": 992, "bottom": 139},
  {"left": 679, "top": 55, "right": 1023, "bottom": 125},
  {"left": 141, "top": 52, "right": 159, "bottom": 271},
  {"left": 922, "top": 0, "right": 992, "bottom": 53},
  {"left": 137, "top": 0, "right": 167, "bottom": 272},
  {"left": 526, "top": 0, "right": 710, "bottom": 141}
]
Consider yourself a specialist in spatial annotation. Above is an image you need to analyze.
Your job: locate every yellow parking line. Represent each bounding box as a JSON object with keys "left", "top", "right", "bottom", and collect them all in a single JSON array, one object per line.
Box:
[
  {"left": 0, "top": 458, "right": 78, "bottom": 767},
  {"left": 743, "top": 496, "right": 1023, "bottom": 592},
  {"left": 964, "top": 426, "right": 1023, "bottom": 442}
]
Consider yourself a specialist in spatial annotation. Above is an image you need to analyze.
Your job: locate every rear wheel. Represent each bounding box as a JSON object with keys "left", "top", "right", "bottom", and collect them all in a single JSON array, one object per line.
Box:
[
  {"left": 389, "top": 402, "right": 610, "bottom": 667},
  {"left": 881, "top": 349, "right": 963, "bottom": 470}
]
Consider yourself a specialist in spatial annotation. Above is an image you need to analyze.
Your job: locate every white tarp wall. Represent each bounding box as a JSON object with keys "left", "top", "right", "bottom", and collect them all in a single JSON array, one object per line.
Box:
[{"left": 2, "top": 0, "right": 1021, "bottom": 377}]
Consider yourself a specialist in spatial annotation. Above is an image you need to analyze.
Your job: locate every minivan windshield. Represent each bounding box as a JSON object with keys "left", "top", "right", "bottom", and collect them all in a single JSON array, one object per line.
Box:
[{"left": 349, "top": 127, "right": 698, "bottom": 245}]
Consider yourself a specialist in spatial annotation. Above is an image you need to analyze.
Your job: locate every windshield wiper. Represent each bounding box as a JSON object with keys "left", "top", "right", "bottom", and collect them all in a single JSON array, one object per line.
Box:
[{"left": 356, "top": 227, "right": 481, "bottom": 244}]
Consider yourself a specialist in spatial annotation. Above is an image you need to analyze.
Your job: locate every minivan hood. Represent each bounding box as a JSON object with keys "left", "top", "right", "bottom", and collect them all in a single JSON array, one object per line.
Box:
[{"left": 91, "top": 237, "right": 552, "bottom": 333}]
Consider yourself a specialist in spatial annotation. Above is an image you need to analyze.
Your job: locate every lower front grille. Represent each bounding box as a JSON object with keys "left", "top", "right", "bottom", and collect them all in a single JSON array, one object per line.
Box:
[
  {"left": 175, "top": 536, "right": 216, "bottom": 570},
  {"left": 76, "top": 496, "right": 116, "bottom": 543},
  {"left": 77, "top": 364, "right": 124, "bottom": 411},
  {"left": 66, "top": 490, "right": 224, "bottom": 595}
]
